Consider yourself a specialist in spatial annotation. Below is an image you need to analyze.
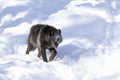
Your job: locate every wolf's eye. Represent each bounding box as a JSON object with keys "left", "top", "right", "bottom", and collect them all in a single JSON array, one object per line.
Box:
[{"left": 50, "top": 31, "right": 54, "bottom": 36}]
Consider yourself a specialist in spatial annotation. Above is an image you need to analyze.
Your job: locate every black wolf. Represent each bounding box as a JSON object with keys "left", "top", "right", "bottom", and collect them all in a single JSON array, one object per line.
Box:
[{"left": 26, "top": 24, "right": 62, "bottom": 62}]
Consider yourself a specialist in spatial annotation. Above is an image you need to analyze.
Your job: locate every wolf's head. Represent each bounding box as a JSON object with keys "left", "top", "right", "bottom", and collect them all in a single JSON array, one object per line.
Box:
[{"left": 48, "top": 28, "right": 62, "bottom": 48}]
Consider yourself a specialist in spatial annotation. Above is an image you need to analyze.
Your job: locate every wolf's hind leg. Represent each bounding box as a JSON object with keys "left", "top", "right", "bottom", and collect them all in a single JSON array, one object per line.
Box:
[{"left": 26, "top": 42, "right": 36, "bottom": 54}]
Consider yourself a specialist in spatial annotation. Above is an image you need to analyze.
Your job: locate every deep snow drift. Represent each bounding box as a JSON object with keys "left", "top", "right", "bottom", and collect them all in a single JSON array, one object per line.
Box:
[{"left": 0, "top": 0, "right": 120, "bottom": 80}]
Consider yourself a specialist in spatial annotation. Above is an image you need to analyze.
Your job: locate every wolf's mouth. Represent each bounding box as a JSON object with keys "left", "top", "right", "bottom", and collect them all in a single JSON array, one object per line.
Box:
[{"left": 54, "top": 42, "right": 58, "bottom": 47}]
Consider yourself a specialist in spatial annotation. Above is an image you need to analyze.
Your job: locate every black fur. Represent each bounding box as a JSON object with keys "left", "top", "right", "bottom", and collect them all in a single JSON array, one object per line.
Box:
[{"left": 26, "top": 24, "right": 62, "bottom": 62}]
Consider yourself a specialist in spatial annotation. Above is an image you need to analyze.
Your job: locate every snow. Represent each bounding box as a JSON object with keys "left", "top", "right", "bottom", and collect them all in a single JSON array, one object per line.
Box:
[
  {"left": 0, "top": 0, "right": 30, "bottom": 10},
  {"left": 0, "top": 11, "right": 28, "bottom": 26},
  {"left": 0, "top": 0, "right": 120, "bottom": 80}
]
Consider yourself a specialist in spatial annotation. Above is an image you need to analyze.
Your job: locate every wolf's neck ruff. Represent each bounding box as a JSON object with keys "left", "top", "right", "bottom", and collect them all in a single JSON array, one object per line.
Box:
[{"left": 37, "top": 25, "right": 47, "bottom": 48}]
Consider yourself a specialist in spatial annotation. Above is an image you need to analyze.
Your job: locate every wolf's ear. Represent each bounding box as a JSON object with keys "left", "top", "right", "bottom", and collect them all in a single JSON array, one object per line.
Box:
[{"left": 58, "top": 29, "right": 61, "bottom": 35}]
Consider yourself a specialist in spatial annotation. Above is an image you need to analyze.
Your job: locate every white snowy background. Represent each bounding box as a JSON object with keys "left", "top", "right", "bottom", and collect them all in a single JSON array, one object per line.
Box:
[{"left": 0, "top": 0, "right": 120, "bottom": 80}]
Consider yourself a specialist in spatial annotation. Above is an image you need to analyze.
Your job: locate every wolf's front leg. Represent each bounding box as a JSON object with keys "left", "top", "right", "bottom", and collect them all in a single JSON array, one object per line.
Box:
[
  {"left": 38, "top": 47, "right": 48, "bottom": 62},
  {"left": 49, "top": 48, "right": 57, "bottom": 62}
]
